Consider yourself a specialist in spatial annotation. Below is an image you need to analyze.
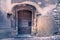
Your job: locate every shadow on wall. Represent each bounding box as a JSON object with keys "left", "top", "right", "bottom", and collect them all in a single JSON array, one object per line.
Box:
[
  {"left": 0, "top": 10, "right": 12, "bottom": 38},
  {"left": 0, "top": 10, "right": 11, "bottom": 28}
]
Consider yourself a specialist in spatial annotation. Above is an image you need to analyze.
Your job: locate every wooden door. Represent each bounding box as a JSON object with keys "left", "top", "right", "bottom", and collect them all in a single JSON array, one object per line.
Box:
[{"left": 18, "top": 10, "right": 32, "bottom": 34}]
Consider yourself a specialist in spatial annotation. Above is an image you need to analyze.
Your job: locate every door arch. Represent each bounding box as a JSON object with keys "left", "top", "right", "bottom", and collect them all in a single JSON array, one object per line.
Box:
[{"left": 12, "top": 4, "right": 36, "bottom": 35}]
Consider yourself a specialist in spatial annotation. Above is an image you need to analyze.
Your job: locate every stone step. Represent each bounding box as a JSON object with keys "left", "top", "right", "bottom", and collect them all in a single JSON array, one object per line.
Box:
[
  {"left": 15, "top": 34, "right": 33, "bottom": 38},
  {"left": 1, "top": 35, "right": 60, "bottom": 40}
]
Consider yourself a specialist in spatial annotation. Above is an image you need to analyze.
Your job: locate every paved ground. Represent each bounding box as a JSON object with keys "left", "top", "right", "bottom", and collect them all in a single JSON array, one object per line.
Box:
[{"left": 0, "top": 35, "right": 60, "bottom": 40}]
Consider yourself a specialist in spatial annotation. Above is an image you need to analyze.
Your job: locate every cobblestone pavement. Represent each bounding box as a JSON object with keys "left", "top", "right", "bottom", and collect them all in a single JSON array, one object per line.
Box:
[{"left": 0, "top": 35, "right": 60, "bottom": 40}]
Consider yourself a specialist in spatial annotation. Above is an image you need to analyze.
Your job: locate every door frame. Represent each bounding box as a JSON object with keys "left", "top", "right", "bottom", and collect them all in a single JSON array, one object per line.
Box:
[
  {"left": 15, "top": 9, "right": 34, "bottom": 35},
  {"left": 12, "top": 4, "right": 36, "bottom": 36}
]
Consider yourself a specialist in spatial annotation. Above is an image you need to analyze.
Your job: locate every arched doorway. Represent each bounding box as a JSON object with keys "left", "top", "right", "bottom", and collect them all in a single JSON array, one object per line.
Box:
[{"left": 12, "top": 4, "right": 36, "bottom": 35}]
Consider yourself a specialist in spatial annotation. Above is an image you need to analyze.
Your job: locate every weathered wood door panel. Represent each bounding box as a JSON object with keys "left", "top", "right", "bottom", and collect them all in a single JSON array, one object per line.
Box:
[{"left": 18, "top": 10, "right": 32, "bottom": 34}]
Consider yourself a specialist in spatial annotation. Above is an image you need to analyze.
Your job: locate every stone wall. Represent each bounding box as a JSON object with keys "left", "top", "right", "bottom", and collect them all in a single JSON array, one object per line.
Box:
[{"left": 0, "top": 0, "right": 60, "bottom": 38}]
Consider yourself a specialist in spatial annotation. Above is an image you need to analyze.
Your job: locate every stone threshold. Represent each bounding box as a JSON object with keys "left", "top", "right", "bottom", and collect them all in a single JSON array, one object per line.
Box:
[{"left": 15, "top": 34, "right": 33, "bottom": 38}]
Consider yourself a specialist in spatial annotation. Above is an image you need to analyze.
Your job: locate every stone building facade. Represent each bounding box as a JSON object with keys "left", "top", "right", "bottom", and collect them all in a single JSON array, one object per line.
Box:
[{"left": 0, "top": 0, "right": 60, "bottom": 37}]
